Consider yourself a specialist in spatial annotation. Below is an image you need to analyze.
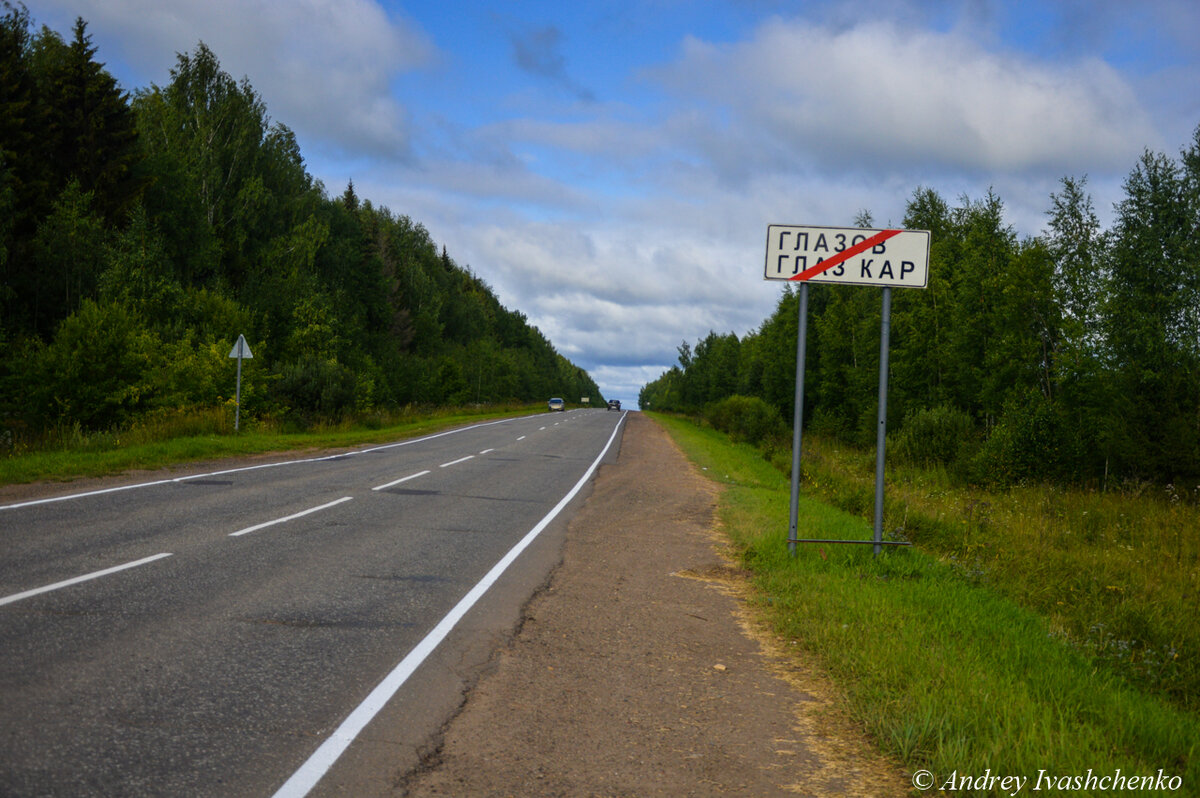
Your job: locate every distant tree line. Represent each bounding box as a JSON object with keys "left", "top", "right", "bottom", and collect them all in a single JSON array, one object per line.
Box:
[
  {"left": 641, "top": 125, "right": 1200, "bottom": 487},
  {"left": 0, "top": 6, "right": 600, "bottom": 438}
]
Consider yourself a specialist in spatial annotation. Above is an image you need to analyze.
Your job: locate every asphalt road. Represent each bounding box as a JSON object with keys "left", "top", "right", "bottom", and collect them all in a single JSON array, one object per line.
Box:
[{"left": 0, "top": 408, "right": 627, "bottom": 797}]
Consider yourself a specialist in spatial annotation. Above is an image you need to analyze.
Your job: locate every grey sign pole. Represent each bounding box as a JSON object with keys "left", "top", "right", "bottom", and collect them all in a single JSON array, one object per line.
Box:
[
  {"left": 787, "top": 282, "right": 810, "bottom": 556},
  {"left": 235, "top": 351, "right": 243, "bottom": 432},
  {"left": 872, "top": 287, "right": 892, "bottom": 556}
]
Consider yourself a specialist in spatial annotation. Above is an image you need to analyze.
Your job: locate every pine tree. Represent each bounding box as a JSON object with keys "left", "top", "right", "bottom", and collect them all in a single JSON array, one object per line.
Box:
[
  {"left": 38, "top": 18, "right": 142, "bottom": 224},
  {"left": 0, "top": 1, "right": 46, "bottom": 228},
  {"left": 0, "top": 1, "right": 51, "bottom": 334},
  {"left": 341, "top": 179, "right": 359, "bottom": 211}
]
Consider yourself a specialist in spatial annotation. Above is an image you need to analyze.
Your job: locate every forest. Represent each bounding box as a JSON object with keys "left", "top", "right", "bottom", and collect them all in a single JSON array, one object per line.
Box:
[
  {"left": 0, "top": 5, "right": 600, "bottom": 445},
  {"left": 641, "top": 125, "right": 1200, "bottom": 487}
]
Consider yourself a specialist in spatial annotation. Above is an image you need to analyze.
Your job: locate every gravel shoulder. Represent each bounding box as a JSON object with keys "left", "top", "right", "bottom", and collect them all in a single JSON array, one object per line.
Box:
[{"left": 397, "top": 412, "right": 909, "bottom": 797}]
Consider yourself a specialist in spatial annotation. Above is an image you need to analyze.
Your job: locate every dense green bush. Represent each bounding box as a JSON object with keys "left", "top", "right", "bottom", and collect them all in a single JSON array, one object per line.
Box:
[
  {"left": 968, "top": 393, "right": 1080, "bottom": 486},
  {"left": 891, "top": 403, "right": 975, "bottom": 468},
  {"left": 28, "top": 300, "right": 161, "bottom": 429},
  {"left": 705, "top": 395, "right": 787, "bottom": 446},
  {"left": 273, "top": 357, "right": 357, "bottom": 420}
]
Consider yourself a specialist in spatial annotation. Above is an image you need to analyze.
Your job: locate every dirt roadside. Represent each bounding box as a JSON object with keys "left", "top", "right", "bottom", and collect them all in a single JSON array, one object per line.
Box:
[{"left": 396, "top": 412, "right": 909, "bottom": 797}]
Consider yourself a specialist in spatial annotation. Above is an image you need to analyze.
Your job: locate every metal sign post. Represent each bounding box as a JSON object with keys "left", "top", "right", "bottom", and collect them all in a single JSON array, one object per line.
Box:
[
  {"left": 228, "top": 334, "right": 253, "bottom": 431},
  {"left": 765, "top": 225, "right": 930, "bottom": 556},
  {"left": 787, "top": 281, "right": 809, "bottom": 557},
  {"left": 873, "top": 287, "right": 892, "bottom": 556}
]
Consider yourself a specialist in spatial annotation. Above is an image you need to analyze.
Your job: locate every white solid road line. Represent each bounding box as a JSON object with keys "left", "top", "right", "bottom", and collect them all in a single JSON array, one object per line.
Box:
[
  {"left": 371, "top": 470, "right": 431, "bottom": 491},
  {"left": 229, "top": 497, "right": 353, "bottom": 537},
  {"left": 270, "top": 411, "right": 629, "bottom": 798},
  {"left": 0, "top": 552, "right": 174, "bottom": 607},
  {"left": 0, "top": 480, "right": 176, "bottom": 511}
]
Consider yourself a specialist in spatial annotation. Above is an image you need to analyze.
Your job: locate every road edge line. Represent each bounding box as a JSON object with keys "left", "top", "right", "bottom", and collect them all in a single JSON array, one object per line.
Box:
[{"left": 271, "top": 411, "right": 627, "bottom": 798}]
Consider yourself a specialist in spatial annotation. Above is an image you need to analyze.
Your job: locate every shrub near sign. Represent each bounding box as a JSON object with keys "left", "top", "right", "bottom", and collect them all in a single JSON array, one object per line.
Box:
[{"left": 765, "top": 224, "right": 930, "bottom": 289}]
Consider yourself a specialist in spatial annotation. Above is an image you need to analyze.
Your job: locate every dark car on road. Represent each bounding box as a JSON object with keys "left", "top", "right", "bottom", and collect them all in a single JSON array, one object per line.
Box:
[{"left": 607, "top": 399, "right": 621, "bottom": 411}]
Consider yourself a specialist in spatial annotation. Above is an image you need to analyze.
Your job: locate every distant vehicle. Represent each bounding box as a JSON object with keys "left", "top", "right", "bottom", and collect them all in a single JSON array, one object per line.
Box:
[
  {"left": 548, "top": 397, "right": 565, "bottom": 411},
  {"left": 607, "top": 399, "right": 621, "bottom": 411}
]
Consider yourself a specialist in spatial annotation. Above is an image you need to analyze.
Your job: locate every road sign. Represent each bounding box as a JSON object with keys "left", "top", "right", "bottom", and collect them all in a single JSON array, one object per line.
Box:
[
  {"left": 229, "top": 335, "right": 253, "bottom": 359},
  {"left": 765, "top": 225, "right": 930, "bottom": 289},
  {"left": 229, "top": 334, "right": 252, "bottom": 431},
  {"left": 765, "top": 224, "right": 928, "bottom": 558}
]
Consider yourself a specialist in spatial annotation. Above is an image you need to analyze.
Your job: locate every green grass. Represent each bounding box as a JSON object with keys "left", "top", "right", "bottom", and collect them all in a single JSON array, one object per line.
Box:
[
  {"left": 796, "top": 436, "right": 1200, "bottom": 714},
  {"left": 0, "top": 403, "right": 546, "bottom": 486},
  {"left": 651, "top": 413, "right": 1199, "bottom": 796}
]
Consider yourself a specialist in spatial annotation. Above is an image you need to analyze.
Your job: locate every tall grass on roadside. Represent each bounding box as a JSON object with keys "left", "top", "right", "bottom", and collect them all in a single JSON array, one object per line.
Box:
[
  {"left": 651, "top": 413, "right": 1199, "bottom": 794},
  {"left": 796, "top": 435, "right": 1200, "bottom": 714}
]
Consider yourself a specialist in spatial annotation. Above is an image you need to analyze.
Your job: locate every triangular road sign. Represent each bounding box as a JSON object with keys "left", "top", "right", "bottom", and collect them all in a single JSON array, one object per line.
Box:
[{"left": 229, "top": 334, "right": 253, "bottom": 359}]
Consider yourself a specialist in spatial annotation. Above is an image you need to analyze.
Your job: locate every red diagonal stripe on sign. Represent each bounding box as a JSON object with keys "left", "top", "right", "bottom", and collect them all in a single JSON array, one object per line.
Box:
[{"left": 790, "top": 229, "right": 902, "bottom": 281}]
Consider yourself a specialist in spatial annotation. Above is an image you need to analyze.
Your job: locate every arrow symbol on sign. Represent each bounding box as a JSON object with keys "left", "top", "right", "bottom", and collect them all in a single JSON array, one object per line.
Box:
[{"left": 790, "top": 229, "right": 902, "bottom": 281}]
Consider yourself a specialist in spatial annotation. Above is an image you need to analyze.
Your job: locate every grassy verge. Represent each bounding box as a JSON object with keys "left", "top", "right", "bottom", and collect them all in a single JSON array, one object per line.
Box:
[
  {"left": 0, "top": 404, "right": 546, "bottom": 486},
  {"left": 796, "top": 436, "right": 1200, "bottom": 715},
  {"left": 651, "top": 412, "right": 1199, "bottom": 795}
]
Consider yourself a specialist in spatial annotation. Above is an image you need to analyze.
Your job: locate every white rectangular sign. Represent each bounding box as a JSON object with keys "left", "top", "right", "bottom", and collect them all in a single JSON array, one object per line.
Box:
[{"left": 765, "top": 225, "right": 930, "bottom": 289}]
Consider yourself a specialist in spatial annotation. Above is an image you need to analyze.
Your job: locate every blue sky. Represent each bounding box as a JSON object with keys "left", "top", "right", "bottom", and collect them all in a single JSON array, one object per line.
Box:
[{"left": 30, "top": 0, "right": 1200, "bottom": 407}]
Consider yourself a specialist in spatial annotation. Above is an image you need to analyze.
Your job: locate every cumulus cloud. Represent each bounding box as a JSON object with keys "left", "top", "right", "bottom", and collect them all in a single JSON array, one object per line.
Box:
[
  {"left": 40, "top": 0, "right": 433, "bottom": 160},
  {"left": 651, "top": 17, "right": 1159, "bottom": 176},
  {"left": 436, "top": 209, "right": 780, "bottom": 397}
]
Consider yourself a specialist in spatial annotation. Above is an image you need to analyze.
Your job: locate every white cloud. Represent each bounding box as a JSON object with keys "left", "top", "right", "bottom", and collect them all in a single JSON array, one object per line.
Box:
[
  {"left": 589, "top": 363, "right": 672, "bottom": 406},
  {"left": 652, "top": 17, "right": 1160, "bottom": 176},
  {"left": 41, "top": 0, "right": 433, "bottom": 160},
  {"left": 457, "top": 215, "right": 771, "bottom": 320}
]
